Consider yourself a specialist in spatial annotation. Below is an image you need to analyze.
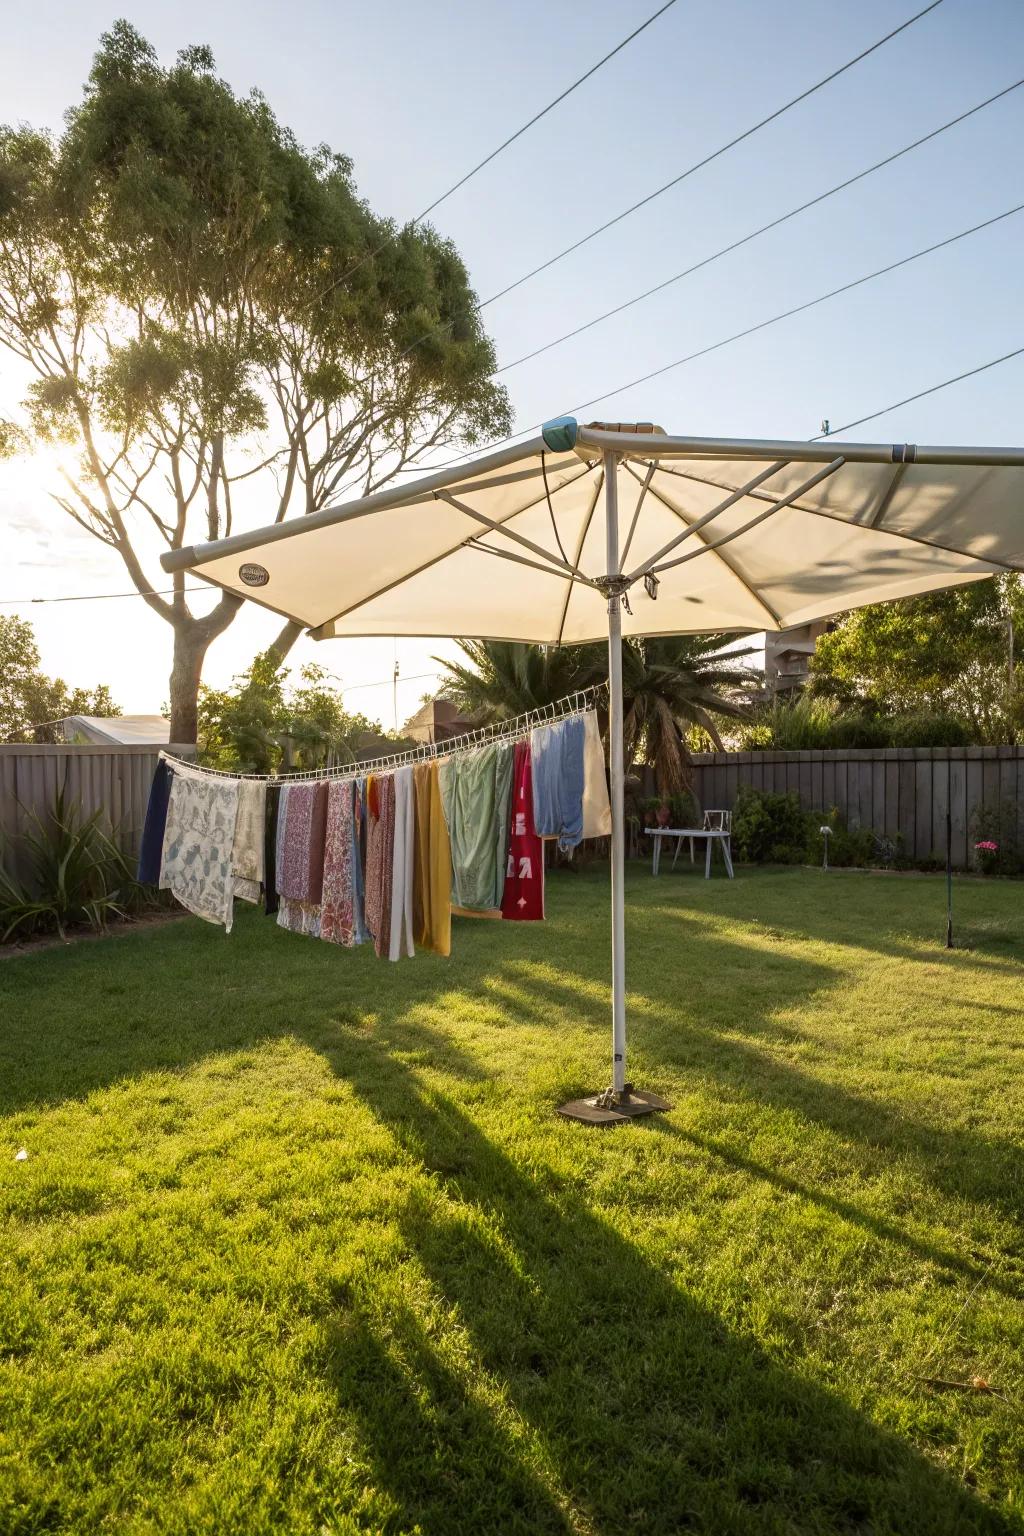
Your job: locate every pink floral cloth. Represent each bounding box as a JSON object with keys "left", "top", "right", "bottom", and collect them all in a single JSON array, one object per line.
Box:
[
  {"left": 277, "top": 781, "right": 328, "bottom": 904},
  {"left": 364, "top": 773, "right": 395, "bottom": 958},
  {"left": 321, "top": 780, "right": 357, "bottom": 946},
  {"left": 277, "top": 898, "right": 322, "bottom": 938}
]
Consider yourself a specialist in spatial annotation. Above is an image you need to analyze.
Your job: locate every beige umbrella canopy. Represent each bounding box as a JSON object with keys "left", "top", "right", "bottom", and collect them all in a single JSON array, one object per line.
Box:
[
  {"left": 164, "top": 418, "right": 1024, "bottom": 1121},
  {"left": 164, "top": 421, "right": 1022, "bottom": 641}
]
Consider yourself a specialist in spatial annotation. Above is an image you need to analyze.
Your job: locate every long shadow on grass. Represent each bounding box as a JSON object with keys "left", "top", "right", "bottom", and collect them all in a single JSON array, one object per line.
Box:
[
  {"left": 533, "top": 931, "right": 1024, "bottom": 1251},
  {"left": 653, "top": 865, "right": 1024, "bottom": 972},
  {"left": 4, "top": 899, "right": 1020, "bottom": 1290},
  {"left": 311, "top": 1018, "right": 1015, "bottom": 1535}
]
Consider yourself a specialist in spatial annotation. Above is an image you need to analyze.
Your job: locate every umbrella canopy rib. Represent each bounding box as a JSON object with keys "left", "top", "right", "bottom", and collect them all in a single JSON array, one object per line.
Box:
[
  {"left": 628, "top": 460, "right": 790, "bottom": 582},
  {"left": 557, "top": 469, "right": 605, "bottom": 646},
  {"left": 467, "top": 539, "right": 584, "bottom": 583},
  {"left": 868, "top": 463, "right": 909, "bottom": 527},
  {"left": 435, "top": 488, "right": 595, "bottom": 583},
  {"left": 654, "top": 462, "right": 1024, "bottom": 573},
  {"left": 622, "top": 462, "right": 784, "bottom": 627},
  {"left": 652, "top": 458, "right": 847, "bottom": 573},
  {"left": 619, "top": 462, "right": 656, "bottom": 573}
]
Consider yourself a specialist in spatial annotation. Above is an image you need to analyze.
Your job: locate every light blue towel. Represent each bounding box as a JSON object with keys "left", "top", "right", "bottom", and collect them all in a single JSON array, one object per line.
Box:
[{"left": 530, "top": 716, "right": 585, "bottom": 851}]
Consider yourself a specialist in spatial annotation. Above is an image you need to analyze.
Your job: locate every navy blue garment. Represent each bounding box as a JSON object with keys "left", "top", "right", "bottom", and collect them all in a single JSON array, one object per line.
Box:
[
  {"left": 137, "top": 759, "right": 172, "bottom": 884},
  {"left": 264, "top": 782, "right": 281, "bottom": 916},
  {"left": 529, "top": 715, "right": 586, "bottom": 851}
]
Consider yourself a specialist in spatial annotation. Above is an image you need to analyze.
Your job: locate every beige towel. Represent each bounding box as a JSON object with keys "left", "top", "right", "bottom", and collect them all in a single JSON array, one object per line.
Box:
[
  {"left": 582, "top": 710, "right": 612, "bottom": 838},
  {"left": 232, "top": 778, "right": 266, "bottom": 903}
]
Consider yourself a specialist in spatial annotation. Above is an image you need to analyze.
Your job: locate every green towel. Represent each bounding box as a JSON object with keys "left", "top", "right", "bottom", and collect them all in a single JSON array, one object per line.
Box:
[{"left": 439, "top": 743, "right": 514, "bottom": 912}]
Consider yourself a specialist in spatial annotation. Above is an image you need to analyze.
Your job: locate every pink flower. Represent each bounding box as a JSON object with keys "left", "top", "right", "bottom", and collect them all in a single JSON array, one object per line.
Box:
[{"left": 975, "top": 840, "right": 999, "bottom": 853}]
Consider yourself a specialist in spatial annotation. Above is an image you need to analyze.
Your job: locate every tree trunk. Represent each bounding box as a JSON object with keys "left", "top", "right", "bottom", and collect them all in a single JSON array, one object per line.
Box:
[
  {"left": 167, "top": 595, "right": 244, "bottom": 743},
  {"left": 267, "top": 617, "right": 304, "bottom": 670},
  {"left": 168, "top": 625, "right": 207, "bottom": 744}
]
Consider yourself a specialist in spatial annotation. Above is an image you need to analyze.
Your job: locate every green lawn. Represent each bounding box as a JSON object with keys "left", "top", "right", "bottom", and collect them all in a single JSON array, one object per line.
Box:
[{"left": 1, "top": 864, "right": 1022, "bottom": 1535}]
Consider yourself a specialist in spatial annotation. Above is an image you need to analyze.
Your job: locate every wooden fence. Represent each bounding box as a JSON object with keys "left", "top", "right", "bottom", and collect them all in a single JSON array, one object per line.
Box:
[
  {"left": 688, "top": 747, "right": 1024, "bottom": 867},
  {"left": 0, "top": 744, "right": 194, "bottom": 885}
]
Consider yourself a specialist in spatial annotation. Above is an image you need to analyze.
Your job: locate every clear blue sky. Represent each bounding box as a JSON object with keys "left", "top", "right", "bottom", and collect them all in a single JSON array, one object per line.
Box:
[{"left": 3, "top": 0, "right": 1023, "bottom": 724}]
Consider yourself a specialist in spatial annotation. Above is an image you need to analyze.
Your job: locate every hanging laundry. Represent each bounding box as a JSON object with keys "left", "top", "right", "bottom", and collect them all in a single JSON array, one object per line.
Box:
[
  {"left": 389, "top": 766, "right": 416, "bottom": 961},
  {"left": 159, "top": 767, "right": 239, "bottom": 931},
  {"left": 530, "top": 714, "right": 585, "bottom": 850},
  {"left": 440, "top": 742, "right": 514, "bottom": 917},
  {"left": 137, "top": 758, "right": 172, "bottom": 885},
  {"left": 581, "top": 710, "right": 612, "bottom": 838},
  {"left": 278, "top": 898, "right": 322, "bottom": 938},
  {"left": 502, "top": 740, "right": 544, "bottom": 921},
  {"left": 148, "top": 697, "right": 593, "bottom": 953},
  {"left": 364, "top": 773, "right": 395, "bottom": 958},
  {"left": 351, "top": 778, "right": 369, "bottom": 945},
  {"left": 276, "top": 781, "right": 328, "bottom": 938},
  {"left": 276, "top": 781, "right": 329, "bottom": 905},
  {"left": 232, "top": 779, "right": 266, "bottom": 904},
  {"left": 321, "top": 779, "right": 357, "bottom": 947},
  {"left": 412, "top": 761, "right": 452, "bottom": 957},
  {"left": 263, "top": 783, "right": 282, "bottom": 916}
]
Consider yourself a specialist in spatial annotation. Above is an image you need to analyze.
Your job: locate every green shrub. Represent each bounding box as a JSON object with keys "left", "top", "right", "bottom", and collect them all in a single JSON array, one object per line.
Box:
[
  {"left": 733, "top": 788, "right": 900, "bottom": 869},
  {"left": 887, "top": 711, "right": 972, "bottom": 748},
  {"left": 732, "top": 787, "right": 809, "bottom": 863},
  {"left": 740, "top": 695, "right": 978, "bottom": 750},
  {"left": 0, "top": 792, "right": 162, "bottom": 943}
]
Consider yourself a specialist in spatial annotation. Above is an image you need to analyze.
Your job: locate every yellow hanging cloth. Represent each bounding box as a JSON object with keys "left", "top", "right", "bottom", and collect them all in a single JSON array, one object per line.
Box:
[{"left": 412, "top": 762, "right": 452, "bottom": 957}]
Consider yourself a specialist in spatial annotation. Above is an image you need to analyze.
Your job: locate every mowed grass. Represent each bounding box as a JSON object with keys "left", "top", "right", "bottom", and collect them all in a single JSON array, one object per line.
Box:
[{"left": 1, "top": 864, "right": 1023, "bottom": 1535}]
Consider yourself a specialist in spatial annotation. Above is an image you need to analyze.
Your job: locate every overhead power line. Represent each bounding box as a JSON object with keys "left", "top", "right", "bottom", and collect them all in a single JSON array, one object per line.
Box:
[
  {"left": 399, "top": 199, "right": 1024, "bottom": 471},
  {"left": 495, "top": 76, "right": 1024, "bottom": 374},
  {"left": 815, "top": 347, "right": 1024, "bottom": 438},
  {"left": 477, "top": 0, "right": 945, "bottom": 311},
  {"left": 0, "top": 586, "right": 207, "bottom": 606},
  {"left": 392, "top": 0, "right": 946, "bottom": 371},
  {"left": 313, "top": 0, "right": 680, "bottom": 303},
  {"left": 565, "top": 202, "right": 1024, "bottom": 416}
]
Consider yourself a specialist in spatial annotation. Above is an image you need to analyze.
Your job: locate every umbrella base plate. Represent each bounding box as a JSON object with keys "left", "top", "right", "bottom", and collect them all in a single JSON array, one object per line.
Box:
[{"left": 556, "top": 1086, "right": 672, "bottom": 1126}]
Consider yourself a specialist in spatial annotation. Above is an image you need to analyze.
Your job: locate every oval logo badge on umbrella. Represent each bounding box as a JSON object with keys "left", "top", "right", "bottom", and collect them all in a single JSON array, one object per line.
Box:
[{"left": 239, "top": 563, "right": 270, "bottom": 587}]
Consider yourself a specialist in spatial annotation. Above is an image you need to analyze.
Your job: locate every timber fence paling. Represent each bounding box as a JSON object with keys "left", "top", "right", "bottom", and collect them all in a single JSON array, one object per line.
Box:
[
  {"left": 0, "top": 744, "right": 196, "bottom": 892},
  {"left": 688, "top": 746, "right": 1024, "bottom": 867}
]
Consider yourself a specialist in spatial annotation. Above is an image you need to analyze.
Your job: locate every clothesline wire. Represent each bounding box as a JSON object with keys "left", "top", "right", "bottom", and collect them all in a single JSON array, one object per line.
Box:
[{"left": 161, "top": 685, "right": 607, "bottom": 784}]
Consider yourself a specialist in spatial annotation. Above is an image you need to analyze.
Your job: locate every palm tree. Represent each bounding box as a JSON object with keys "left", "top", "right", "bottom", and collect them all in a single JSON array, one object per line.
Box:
[
  {"left": 436, "top": 635, "right": 758, "bottom": 793},
  {"left": 619, "top": 635, "right": 758, "bottom": 795},
  {"left": 437, "top": 640, "right": 598, "bottom": 720}
]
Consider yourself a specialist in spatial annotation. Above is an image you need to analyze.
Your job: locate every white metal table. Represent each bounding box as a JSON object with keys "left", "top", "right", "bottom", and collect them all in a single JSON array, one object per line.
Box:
[{"left": 645, "top": 826, "right": 735, "bottom": 879}]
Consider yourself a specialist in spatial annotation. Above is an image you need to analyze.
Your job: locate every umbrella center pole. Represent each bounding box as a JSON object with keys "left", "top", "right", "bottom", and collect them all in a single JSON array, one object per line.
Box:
[{"left": 557, "top": 450, "right": 671, "bottom": 1126}]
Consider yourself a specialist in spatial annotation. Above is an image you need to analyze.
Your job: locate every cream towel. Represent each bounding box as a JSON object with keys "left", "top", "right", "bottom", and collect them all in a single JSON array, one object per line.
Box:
[
  {"left": 232, "top": 778, "right": 266, "bottom": 903},
  {"left": 582, "top": 710, "right": 612, "bottom": 838}
]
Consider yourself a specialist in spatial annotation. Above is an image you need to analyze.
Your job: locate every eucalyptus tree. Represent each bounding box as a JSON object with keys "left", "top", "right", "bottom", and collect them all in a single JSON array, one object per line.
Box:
[{"left": 0, "top": 23, "right": 509, "bottom": 739}]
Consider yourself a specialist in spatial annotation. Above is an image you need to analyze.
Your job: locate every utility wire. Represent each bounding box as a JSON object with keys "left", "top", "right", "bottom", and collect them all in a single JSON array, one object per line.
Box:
[
  {"left": 0, "top": 586, "right": 206, "bottom": 606},
  {"left": 565, "top": 202, "right": 1024, "bottom": 416},
  {"left": 391, "top": 0, "right": 946, "bottom": 372},
  {"left": 312, "top": 0, "right": 680, "bottom": 303},
  {"left": 495, "top": 77, "right": 1024, "bottom": 374},
  {"left": 814, "top": 346, "right": 1024, "bottom": 438},
  {"left": 478, "top": 0, "right": 944, "bottom": 310},
  {"left": 395, "top": 199, "right": 1024, "bottom": 471}
]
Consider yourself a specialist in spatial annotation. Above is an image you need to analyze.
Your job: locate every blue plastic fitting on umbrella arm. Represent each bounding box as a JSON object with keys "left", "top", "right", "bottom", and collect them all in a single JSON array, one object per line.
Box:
[{"left": 541, "top": 416, "right": 578, "bottom": 452}]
